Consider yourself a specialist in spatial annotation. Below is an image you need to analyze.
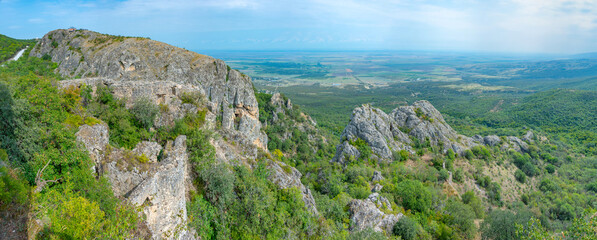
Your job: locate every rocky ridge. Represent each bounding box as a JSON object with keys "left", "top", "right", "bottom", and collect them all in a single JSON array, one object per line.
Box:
[
  {"left": 32, "top": 29, "right": 267, "bottom": 151},
  {"left": 334, "top": 101, "right": 534, "bottom": 164}
]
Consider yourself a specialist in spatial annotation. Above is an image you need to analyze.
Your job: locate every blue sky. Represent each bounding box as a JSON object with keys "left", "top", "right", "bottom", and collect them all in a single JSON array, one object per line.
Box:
[{"left": 1, "top": 0, "right": 597, "bottom": 53}]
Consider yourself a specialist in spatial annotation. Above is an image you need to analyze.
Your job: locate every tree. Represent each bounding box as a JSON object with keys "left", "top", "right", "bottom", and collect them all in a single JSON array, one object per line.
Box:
[{"left": 515, "top": 169, "right": 526, "bottom": 183}]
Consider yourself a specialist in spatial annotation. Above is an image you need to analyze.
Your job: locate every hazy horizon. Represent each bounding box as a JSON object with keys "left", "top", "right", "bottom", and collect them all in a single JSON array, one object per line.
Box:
[{"left": 2, "top": 0, "right": 597, "bottom": 54}]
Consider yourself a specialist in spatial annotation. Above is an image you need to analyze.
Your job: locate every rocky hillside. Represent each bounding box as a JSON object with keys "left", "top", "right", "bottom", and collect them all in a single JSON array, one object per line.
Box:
[
  {"left": 18, "top": 29, "right": 322, "bottom": 239},
  {"left": 30, "top": 29, "right": 267, "bottom": 151}
]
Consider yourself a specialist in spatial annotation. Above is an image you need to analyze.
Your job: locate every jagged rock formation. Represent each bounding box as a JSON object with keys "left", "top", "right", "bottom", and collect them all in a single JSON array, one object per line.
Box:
[
  {"left": 127, "top": 136, "right": 193, "bottom": 240},
  {"left": 503, "top": 136, "right": 530, "bottom": 153},
  {"left": 268, "top": 160, "right": 319, "bottom": 215},
  {"left": 32, "top": 29, "right": 267, "bottom": 150},
  {"left": 392, "top": 100, "right": 475, "bottom": 153},
  {"left": 76, "top": 122, "right": 194, "bottom": 239},
  {"left": 349, "top": 193, "right": 403, "bottom": 234},
  {"left": 268, "top": 92, "right": 319, "bottom": 141},
  {"left": 333, "top": 101, "right": 475, "bottom": 163},
  {"left": 333, "top": 101, "right": 538, "bottom": 163},
  {"left": 333, "top": 104, "right": 411, "bottom": 163},
  {"left": 39, "top": 29, "right": 321, "bottom": 238}
]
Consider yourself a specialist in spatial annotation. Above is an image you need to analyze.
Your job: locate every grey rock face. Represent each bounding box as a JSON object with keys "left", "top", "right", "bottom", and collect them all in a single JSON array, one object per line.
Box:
[
  {"left": 332, "top": 104, "right": 411, "bottom": 163},
  {"left": 333, "top": 101, "right": 475, "bottom": 163},
  {"left": 268, "top": 160, "right": 319, "bottom": 215},
  {"left": 75, "top": 122, "right": 109, "bottom": 172},
  {"left": 76, "top": 124, "right": 193, "bottom": 239},
  {"left": 372, "top": 171, "right": 384, "bottom": 182},
  {"left": 133, "top": 141, "right": 163, "bottom": 163},
  {"left": 371, "top": 183, "right": 383, "bottom": 193},
  {"left": 349, "top": 193, "right": 403, "bottom": 234},
  {"left": 392, "top": 100, "right": 473, "bottom": 154},
  {"left": 128, "top": 136, "right": 194, "bottom": 240},
  {"left": 35, "top": 29, "right": 267, "bottom": 150},
  {"left": 504, "top": 136, "right": 530, "bottom": 153},
  {"left": 483, "top": 135, "right": 501, "bottom": 147},
  {"left": 523, "top": 131, "right": 535, "bottom": 143}
]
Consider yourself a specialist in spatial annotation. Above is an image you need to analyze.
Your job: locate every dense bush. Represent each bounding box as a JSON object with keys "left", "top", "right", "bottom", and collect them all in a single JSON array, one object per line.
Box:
[
  {"left": 445, "top": 200, "right": 477, "bottom": 239},
  {"left": 200, "top": 163, "right": 235, "bottom": 209},
  {"left": 515, "top": 169, "right": 526, "bottom": 183},
  {"left": 462, "top": 191, "right": 484, "bottom": 219},
  {"left": 393, "top": 216, "right": 418, "bottom": 240},
  {"left": 130, "top": 97, "right": 159, "bottom": 130},
  {"left": 396, "top": 179, "right": 432, "bottom": 213}
]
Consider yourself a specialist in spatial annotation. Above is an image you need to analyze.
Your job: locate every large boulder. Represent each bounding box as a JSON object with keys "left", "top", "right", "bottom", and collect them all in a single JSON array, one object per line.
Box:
[
  {"left": 483, "top": 135, "right": 501, "bottom": 147},
  {"left": 349, "top": 193, "right": 403, "bottom": 234}
]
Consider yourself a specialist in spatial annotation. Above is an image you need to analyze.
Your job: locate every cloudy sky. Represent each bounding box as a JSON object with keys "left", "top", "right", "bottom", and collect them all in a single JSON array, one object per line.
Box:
[{"left": 1, "top": 0, "right": 596, "bottom": 53}]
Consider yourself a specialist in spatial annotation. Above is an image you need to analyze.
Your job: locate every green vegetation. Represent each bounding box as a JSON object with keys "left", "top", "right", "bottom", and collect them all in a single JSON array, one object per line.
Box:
[
  {"left": 0, "top": 34, "right": 35, "bottom": 62},
  {"left": 0, "top": 55, "right": 141, "bottom": 239},
  {"left": 1, "top": 39, "right": 596, "bottom": 239},
  {"left": 392, "top": 217, "right": 417, "bottom": 240}
]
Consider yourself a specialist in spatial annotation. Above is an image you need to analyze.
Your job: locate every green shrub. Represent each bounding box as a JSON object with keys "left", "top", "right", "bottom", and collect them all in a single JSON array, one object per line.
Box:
[
  {"left": 200, "top": 163, "right": 235, "bottom": 209},
  {"left": 515, "top": 169, "right": 526, "bottom": 183},
  {"left": 464, "top": 149, "right": 474, "bottom": 160},
  {"left": 445, "top": 200, "right": 477, "bottom": 239},
  {"left": 396, "top": 179, "right": 432, "bottom": 213},
  {"left": 350, "top": 138, "right": 372, "bottom": 161},
  {"left": 41, "top": 194, "right": 105, "bottom": 239},
  {"left": 130, "top": 97, "right": 159, "bottom": 130},
  {"left": 438, "top": 168, "right": 449, "bottom": 182},
  {"left": 393, "top": 149, "right": 410, "bottom": 161},
  {"left": 393, "top": 217, "right": 418, "bottom": 240},
  {"left": 472, "top": 145, "right": 491, "bottom": 160},
  {"left": 545, "top": 164, "right": 556, "bottom": 174},
  {"left": 446, "top": 149, "right": 455, "bottom": 161},
  {"left": 453, "top": 168, "right": 464, "bottom": 183},
  {"left": 187, "top": 194, "right": 218, "bottom": 240},
  {"left": 0, "top": 166, "right": 29, "bottom": 211},
  {"left": 462, "top": 191, "right": 484, "bottom": 219}
]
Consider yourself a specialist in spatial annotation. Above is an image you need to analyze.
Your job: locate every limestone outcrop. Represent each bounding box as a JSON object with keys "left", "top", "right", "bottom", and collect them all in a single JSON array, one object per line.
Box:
[
  {"left": 349, "top": 193, "right": 403, "bottom": 234},
  {"left": 333, "top": 104, "right": 411, "bottom": 163},
  {"left": 34, "top": 29, "right": 267, "bottom": 150},
  {"left": 268, "top": 160, "right": 319, "bottom": 215},
  {"left": 75, "top": 122, "right": 109, "bottom": 169},
  {"left": 76, "top": 123, "right": 194, "bottom": 239},
  {"left": 128, "top": 136, "right": 193, "bottom": 240},
  {"left": 333, "top": 101, "right": 475, "bottom": 163},
  {"left": 391, "top": 100, "right": 475, "bottom": 154}
]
